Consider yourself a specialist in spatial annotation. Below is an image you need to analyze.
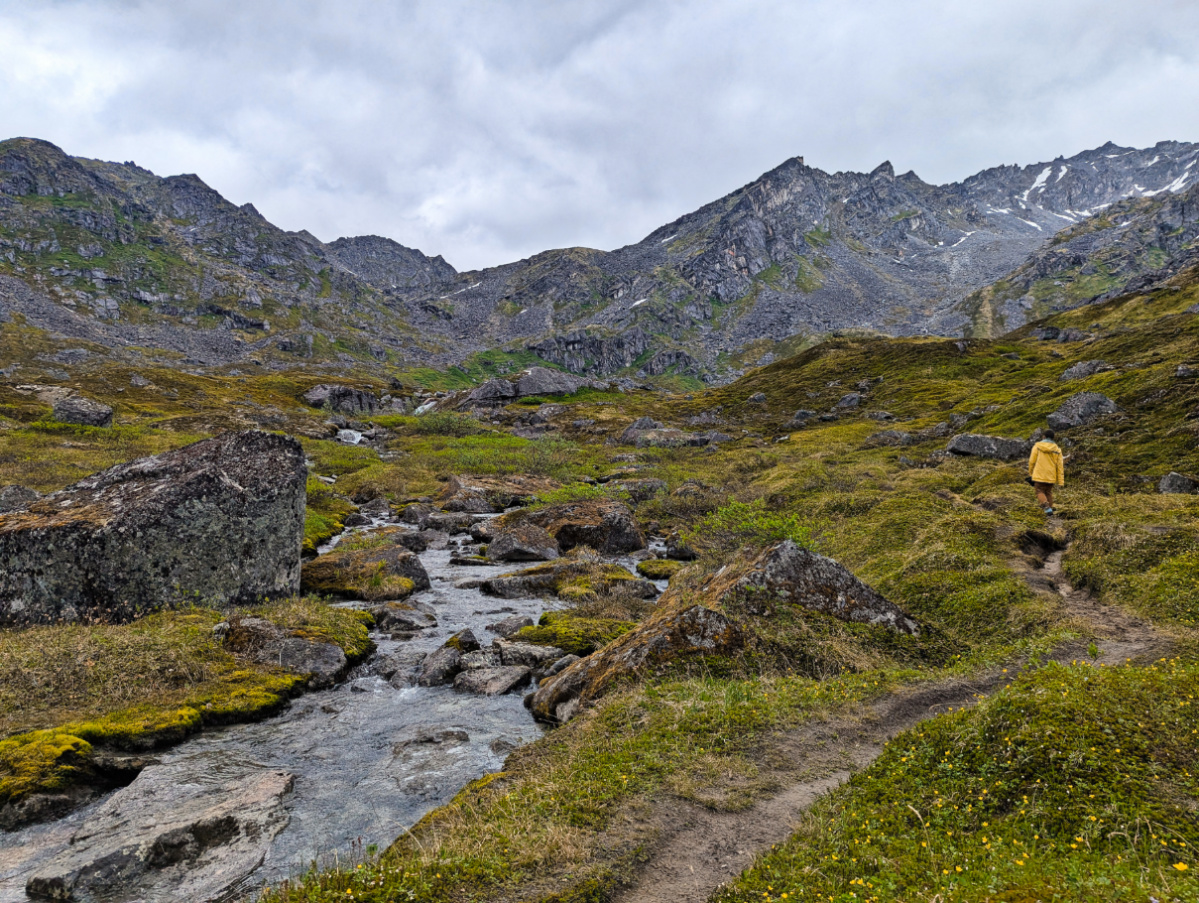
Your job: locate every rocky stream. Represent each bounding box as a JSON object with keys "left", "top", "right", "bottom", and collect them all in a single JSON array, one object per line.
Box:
[{"left": 0, "top": 519, "right": 661, "bottom": 903}]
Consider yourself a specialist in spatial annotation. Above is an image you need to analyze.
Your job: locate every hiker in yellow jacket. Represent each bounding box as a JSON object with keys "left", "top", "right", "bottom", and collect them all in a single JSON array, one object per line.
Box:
[{"left": 1028, "top": 429, "right": 1065, "bottom": 515}]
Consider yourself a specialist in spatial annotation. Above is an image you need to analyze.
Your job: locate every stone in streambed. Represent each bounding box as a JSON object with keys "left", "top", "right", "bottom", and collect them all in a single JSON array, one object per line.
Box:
[
  {"left": 0, "top": 430, "right": 305, "bottom": 626},
  {"left": 485, "top": 615, "right": 535, "bottom": 637},
  {"left": 417, "top": 646, "right": 462, "bottom": 687},
  {"left": 453, "top": 666, "right": 532, "bottom": 696},
  {"left": 495, "top": 497, "right": 645, "bottom": 555},
  {"left": 486, "top": 522, "right": 560, "bottom": 562},
  {"left": 221, "top": 616, "right": 348, "bottom": 689}
]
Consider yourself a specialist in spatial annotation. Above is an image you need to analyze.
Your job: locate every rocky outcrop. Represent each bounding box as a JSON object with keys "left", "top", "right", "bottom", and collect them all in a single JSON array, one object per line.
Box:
[
  {"left": 437, "top": 474, "right": 557, "bottom": 513},
  {"left": 946, "top": 433, "right": 1033, "bottom": 461},
  {"left": 527, "top": 328, "right": 653, "bottom": 377},
  {"left": 619, "top": 417, "right": 725, "bottom": 448},
  {"left": 497, "top": 498, "right": 645, "bottom": 555},
  {"left": 301, "top": 546, "right": 430, "bottom": 601},
  {"left": 1047, "top": 392, "right": 1119, "bottom": 431},
  {"left": 301, "top": 384, "right": 378, "bottom": 414},
  {"left": 704, "top": 541, "right": 920, "bottom": 635},
  {"left": 481, "top": 556, "right": 658, "bottom": 601},
  {"left": 486, "top": 523, "right": 560, "bottom": 562},
  {"left": 463, "top": 367, "right": 600, "bottom": 406},
  {"left": 51, "top": 394, "right": 113, "bottom": 427},
  {"left": 1159, "top": 472, "right": 1198, "bottom": 494},
  {"left": 26, "top": 765, "right": 294, "bottom": 903},
  {"left": 530, "top": 605, "right": 742, "bottom": 724},
  {"left": 0, "top": 431, "right": 305, "bottom": 625}
]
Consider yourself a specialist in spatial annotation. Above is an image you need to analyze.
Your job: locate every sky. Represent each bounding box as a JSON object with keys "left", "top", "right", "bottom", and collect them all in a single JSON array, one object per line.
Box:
[{"left": 2, "top": 1, "right": 1199, "bottom": 272}]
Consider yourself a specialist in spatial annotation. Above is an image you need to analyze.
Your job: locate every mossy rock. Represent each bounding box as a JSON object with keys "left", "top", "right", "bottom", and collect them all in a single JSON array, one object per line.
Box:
[
  {"left": 636, "top": 559, "right": 685, "bottom": 581},
  {"left": 301, "top": 546, "right": 428, "bottom": 601},
  {"left": 0, "top": 730, "right": 94, "bottom": 807},
  {"left": 511, "top": 611, "right": 634, "bottom": 657}
]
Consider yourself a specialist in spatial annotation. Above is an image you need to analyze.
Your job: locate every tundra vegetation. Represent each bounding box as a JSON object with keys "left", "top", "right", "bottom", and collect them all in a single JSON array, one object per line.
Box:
[{"left": 0, "top": 272, "right": 1196, "bottom": 902}]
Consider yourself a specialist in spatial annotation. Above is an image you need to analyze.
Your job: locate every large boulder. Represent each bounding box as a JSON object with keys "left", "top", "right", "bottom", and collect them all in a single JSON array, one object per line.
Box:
[
  {"left": 26, "top": 765, "right": 294, "bottom": 903},
  {"left": 1047, "top": 392, "right": 1119, "bottom": 431},
  {"left": 0, "top": 431, "right": 305, "bottom": 625},
  {"left": 486, "top": 522, "right": 560, "bottom": 562},
  {"left": 417, "top": 645, "right": 463, "bottom": 686},
  {"left": 513, "top": 367, "right": 592, "bottom": 397},
  {"left": 301, "top": 384, "right": 378, "bottom": 414},
  {"left": 51, "top": 394, "right": 113, "bottom": 427},
  {"left": 464, "top": 378, "right": 518, "bottom": 405},
  {"left": 530, "top": 604, "right": 742, "bottom": 724},
  {"left": 946, "top": 433, "right": 1033, "bottom": 462},
  {"left": 498, "top": 498, "right": 645, "bottom": 555},
  {"left": 704, "top": 540, "right": 920, "bottom": 635},
  {"left": 437, "top": 474, "right": 557, "bottom": 513},
  {"left": 300, "top": 546, "right": 430, "bottom": 601}
]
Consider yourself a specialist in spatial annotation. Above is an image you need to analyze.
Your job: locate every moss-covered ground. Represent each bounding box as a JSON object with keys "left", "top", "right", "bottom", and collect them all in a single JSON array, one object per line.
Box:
[
  {"left": 0, "top": 273, "right": 1197, "bottom": 900},
  {"left": 0, "top": 599, "right": 371, "bottom": 813}
]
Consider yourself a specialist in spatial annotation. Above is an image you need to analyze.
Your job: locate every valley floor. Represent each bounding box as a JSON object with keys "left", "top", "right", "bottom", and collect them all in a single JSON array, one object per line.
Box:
[{"left": 1, "top": 277, "right": 1198, "bottom": 902}]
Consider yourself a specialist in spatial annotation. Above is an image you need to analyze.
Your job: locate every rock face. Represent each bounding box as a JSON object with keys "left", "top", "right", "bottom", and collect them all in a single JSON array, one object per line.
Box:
[
  {"left": 1159, "top": 471, "right": 1198, "bottom": 494},
  {"left": 498, "top": 498, "right": 645, "bottom": 555},
  {"left": 705, "top": 540, "right": 920, "bottom": 635},
  {"left": 486, "top": 522, "right": 560, "bottom": 562},
  {"left": 1047, "top": 392, "right": 1119, "bottom": 430},
  {"left": 1059, "top": 359, "right": 1113, "bottom": 381},
  {"left": 301, "top": 384, "right": 378, "bottom": 414},
  {"left": 530, "top": 604, "right": 742, "bottom": 724},
  {"left": 26, "top": 765, "right": 294, "bottom": 903},
  {"left": 51, "top": 394, "right": 113, "bottom": 427},
  {"left": 946, "top": 433, "right": 1033, "bottom": 462},
  {"left": 0, "top": 431, "right": 305, "bottom": 625},
  {"left": 300, "top": 546, "right": 430, "bottom": 601}
]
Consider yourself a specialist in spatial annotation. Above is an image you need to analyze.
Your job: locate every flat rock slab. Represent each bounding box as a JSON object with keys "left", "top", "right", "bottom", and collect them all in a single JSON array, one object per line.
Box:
[
  {"left": 0, "top": 430, "right": 306, "bottom": 625},
  {"left": 453, "top": 666, "right": 532, "bottom": 696},
  {"left": 26, "top": 765, "right": 294, "bottom": 903}
]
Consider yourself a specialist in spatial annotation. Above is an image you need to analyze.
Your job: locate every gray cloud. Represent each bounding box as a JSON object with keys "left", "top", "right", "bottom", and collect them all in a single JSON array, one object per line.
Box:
[{"left": 2, "top": 0, "right": 1198, "bottom": 269}]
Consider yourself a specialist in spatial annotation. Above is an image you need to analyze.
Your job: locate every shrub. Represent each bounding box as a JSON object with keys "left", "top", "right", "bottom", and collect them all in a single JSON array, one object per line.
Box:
[{"left": 683, "top": 498, "right": 816, "bottom": 555}]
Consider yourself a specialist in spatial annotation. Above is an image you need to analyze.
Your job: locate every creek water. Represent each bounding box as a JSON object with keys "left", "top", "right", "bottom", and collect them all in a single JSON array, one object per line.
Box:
[{"left": 0, "top": 530, "right": 576, "bottom": 902}]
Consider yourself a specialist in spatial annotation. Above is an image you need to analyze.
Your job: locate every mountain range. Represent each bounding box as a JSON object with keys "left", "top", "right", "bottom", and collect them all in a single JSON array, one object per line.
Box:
[{"left": 1, "top": 135, "right": 1197, "bottom": 383}]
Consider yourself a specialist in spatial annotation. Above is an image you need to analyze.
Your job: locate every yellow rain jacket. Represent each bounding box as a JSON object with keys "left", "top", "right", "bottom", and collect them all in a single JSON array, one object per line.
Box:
[{"left": 1028, "top": 440, "right": 1065, "bottom": 486}]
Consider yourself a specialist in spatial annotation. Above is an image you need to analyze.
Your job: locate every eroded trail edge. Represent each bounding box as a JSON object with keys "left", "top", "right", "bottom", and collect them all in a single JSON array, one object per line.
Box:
[{"left": 611, "top": 540, "right": 1174, "bottom": 903}]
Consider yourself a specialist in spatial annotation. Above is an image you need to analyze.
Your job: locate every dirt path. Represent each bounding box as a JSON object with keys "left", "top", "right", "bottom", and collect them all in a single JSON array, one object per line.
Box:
[{"left": 610, "top": 535, "right": 1173, "bottom": 903}]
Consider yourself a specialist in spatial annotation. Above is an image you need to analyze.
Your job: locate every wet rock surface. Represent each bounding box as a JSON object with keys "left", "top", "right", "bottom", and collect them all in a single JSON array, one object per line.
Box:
[
  {"left": 24, "top": 767, "right": 294, "bottom": 903},
  {"left": 486, "top": 523, "right": 560, "bottom": 562},
  {"left": 0, "top": 430, "right": 305, "bottom": 625}
]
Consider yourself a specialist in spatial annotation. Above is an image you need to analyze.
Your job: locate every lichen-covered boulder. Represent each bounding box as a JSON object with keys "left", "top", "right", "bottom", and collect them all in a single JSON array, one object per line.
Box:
[
  {"left": 301, "top": 384, "right": 378, "bottom": 414},
  {"left": 0, "top": 485, "right": 38, "bottom": 513},
  {"left": 530, "top": 605, "right": 742, "bottom": 724},
  {"left": 300, "top": 546, "right": 430, "bottom": 601},
  {"left": 706, "top": 540, "right": 920, "bottom": 635},
  {"left": 0, "top": 431, "right": 305, "bottom": 625},
  {"left": 497, "top": 498, "right": 645, "bottom": 555},
  {"left": 1047, "top": 392, "right": 1119, "bottom": 431},
  {"left": 222, "top": 616, "right": 349, "bottom": 690},
  {"left": 51, "top": 394, "right": 113, "bottom": 427},
  {"left": 486, "top": 522, "right": 560, "bottom": 562},
  {"left": 946, "top": 433, "right": 1033, "bottom": 462}
]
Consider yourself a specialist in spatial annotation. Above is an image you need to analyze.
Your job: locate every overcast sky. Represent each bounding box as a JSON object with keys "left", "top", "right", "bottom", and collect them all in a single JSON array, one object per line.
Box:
[{"left": 2, "top": 1, "right": 1198, "bottom": 271}]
